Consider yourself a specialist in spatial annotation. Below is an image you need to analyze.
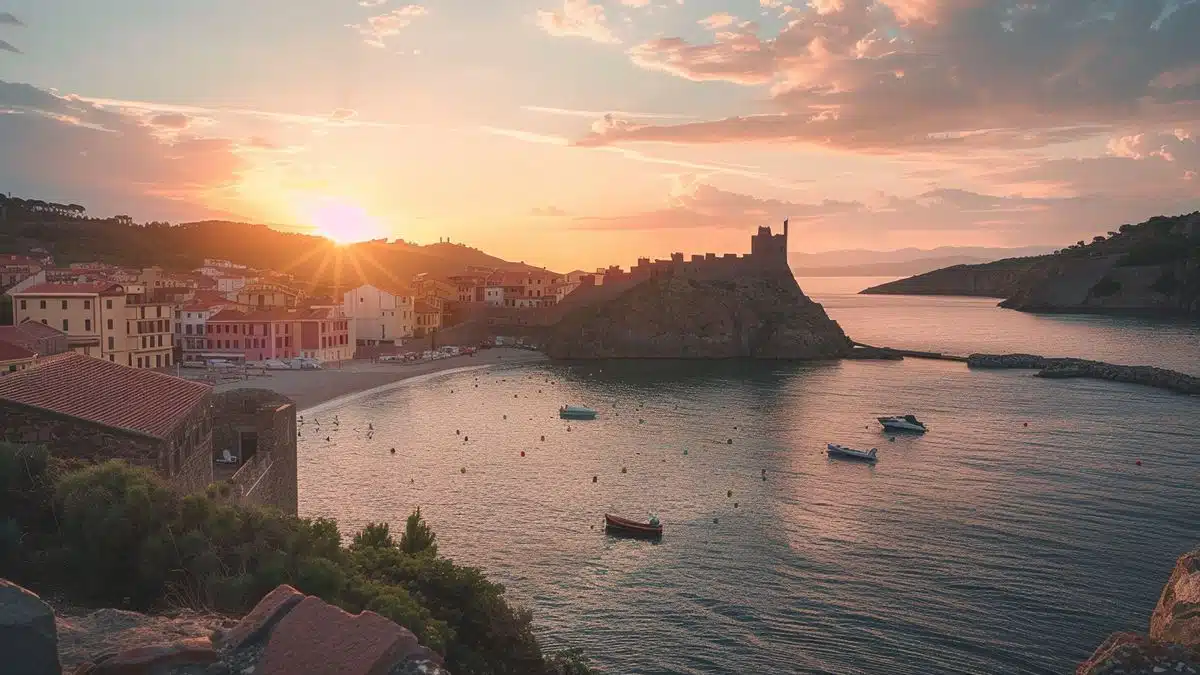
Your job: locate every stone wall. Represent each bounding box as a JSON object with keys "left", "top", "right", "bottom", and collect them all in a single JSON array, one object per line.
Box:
[
  {"left": 0, "top": 396, "right": 213, "bottom": 494},
  {"left": 212, "top": 389, "right": 298, "bottom": 515}
]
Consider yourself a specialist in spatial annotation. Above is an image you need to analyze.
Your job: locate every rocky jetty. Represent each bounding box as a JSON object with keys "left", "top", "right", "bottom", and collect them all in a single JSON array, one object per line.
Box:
[
  {"left": 863, "top": 212, "right": 1200, "bottom": 316},
  {"left": 545, "top": 271, "right": 851, "bottom": 359},
  {"left": 1078, "top": 548, "right": 1200, "bottom": 674},
  {"left": 860, "top": 256, "right": 1047, "bottom": 298},
  {"left": 966, "top": 353, "right": 1200, "bottom": 395},
  {"left": 0, "top": 580, "right": 449, "bottom": 675}
]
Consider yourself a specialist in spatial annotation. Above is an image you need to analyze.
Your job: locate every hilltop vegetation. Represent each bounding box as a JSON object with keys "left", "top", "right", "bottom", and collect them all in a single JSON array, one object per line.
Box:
[
  {"left": 862, "top": 212, "right": 1200, "bottom": 316},
  {"left": 0, "top": 444, "right": 591, "bottom": 675},
  {"left": 0, "top": 194, "right": 548, "bottom": 289}
]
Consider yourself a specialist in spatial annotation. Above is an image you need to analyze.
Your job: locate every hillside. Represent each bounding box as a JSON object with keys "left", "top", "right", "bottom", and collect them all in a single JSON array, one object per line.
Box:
[
  {"left": 0, "top": 194, "right": 552, "bottom": 291},
  {"left": 793, "top": 255, "right": 995, "bottom": 278},
  {"left": 861, "top": 213, "right": 1200, "bottom": 316}
]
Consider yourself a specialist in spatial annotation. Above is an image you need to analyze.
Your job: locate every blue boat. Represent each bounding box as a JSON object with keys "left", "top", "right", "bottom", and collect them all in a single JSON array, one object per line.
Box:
[{"left": 560, "top": 405, "right": 598, "bottom": 420}]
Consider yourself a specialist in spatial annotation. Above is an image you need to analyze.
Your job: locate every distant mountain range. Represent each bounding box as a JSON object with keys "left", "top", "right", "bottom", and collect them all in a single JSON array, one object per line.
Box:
[{"left": 789, "top": 246, "right": 1054, "bottom": 277}]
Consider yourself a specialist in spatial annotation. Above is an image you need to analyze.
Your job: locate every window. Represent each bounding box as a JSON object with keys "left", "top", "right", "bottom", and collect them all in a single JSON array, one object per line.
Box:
[
  {"left": 107, "top": 318, "right": 113, "bottom": 330},
  {"left": 137, "top": 357, "right": 143, "bottom": 368},
  {"left": 84, "top": 319, "right": 92, "bottom": 332},
  {"left": 61, "top": 300, "right": 68, "bottom": 310},
  {"left": 156, "top": 306, "right": 162, "bottom": 318},
  {"left": 156, "top": 354, "right": 162, "bottom": 368},
  {"left": 108, "top": 336, "right": 114, "bottom": 350},
  {"left": 84, "top": 300, "right": 91, "bottom": 309},
  {"left": 109, "top": 355, "right": 114, "bottom": 362},
  {"left": 40, "top": 319, "right": 47, "bottom": 325},
  {"left": 186, "top": 324, "right": 193, "bottom": 335},
  {"left": 106, "top": 299, "right": 112, "bottom": 309},
  {"left": 141, "top": 336, "right": 147, "bottom": 349},
  {"left": 19, "top": 300, "right": 25, "bottom": 310},
  {"left": 39, "top": 300, "right": 46, "bottom": 309},
  {"left": 62, "top": 319, "right": 69, "bottom": 331}
]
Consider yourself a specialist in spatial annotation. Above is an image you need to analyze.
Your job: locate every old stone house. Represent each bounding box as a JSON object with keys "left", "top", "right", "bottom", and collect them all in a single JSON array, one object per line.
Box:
[
  {"left": 0, "top": 352, "right": 213, "bottom": 493},
  {"left": 211, "top": 388, "right": 298, "bottom": 515}
]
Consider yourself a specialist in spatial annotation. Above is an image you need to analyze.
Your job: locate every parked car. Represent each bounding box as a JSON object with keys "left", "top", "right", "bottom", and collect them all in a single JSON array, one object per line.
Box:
[{"left": 263, "top": 359, "right": 290, "bottom": 370}]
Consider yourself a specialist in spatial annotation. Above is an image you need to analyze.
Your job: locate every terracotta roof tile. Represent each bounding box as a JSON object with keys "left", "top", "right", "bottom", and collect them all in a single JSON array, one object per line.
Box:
[
  {"left": 0, "top": 352, "right": 211, "bottom": 439},
  {"left": 0, "top": 340, "right": 35, "bottom": 362}
]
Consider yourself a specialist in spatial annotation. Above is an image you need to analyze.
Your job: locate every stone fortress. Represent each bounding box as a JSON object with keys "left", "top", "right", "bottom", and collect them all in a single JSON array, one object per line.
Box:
[{"left": 589, "top": 220, "right": 791, "bottom": 290}]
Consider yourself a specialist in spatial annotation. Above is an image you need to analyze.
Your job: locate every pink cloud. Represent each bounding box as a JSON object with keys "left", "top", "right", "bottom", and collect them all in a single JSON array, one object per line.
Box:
[
  {"left": 584, "top": 0, "right": 1200, "bottom": 154},
  {"left": 350, "top": 5, "right": 428, "bottom": 48},
  {"left": 536, "top": 0, "right": 620, "bottom": 44}
]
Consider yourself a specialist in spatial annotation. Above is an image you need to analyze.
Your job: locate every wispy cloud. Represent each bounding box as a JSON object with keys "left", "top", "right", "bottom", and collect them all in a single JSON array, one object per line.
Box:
[
  {"left": 531, "top": 205, "right": 569, "bottom": 216},
  {"left": 535, "top": 0, "right": 620, "bottom": 44},
  {"left": 0, "top": 12, "right": 22, "bottom": 26},
  {"left": 0, "top": 40, "right": 19, "bottom": 55},
  {"left": 349, "top": 5, "right": 428, "bottom": 48},
  {"left": 75, "top": 95, "right": 402, "bottom": 128},
  {"left": 358, "top": 0, "right": 387, "bottom": 6},
  {"left": 521, "top": 105, "right": 694, "bottom": 120}
]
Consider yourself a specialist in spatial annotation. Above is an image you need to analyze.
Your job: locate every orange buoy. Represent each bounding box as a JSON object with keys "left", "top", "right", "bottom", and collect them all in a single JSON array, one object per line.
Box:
[
  {"left": 1136, "top": 460, "right": 1142, "bottom": 466},
  {"left": 1023, "top": 422, "right": 1029, "bottom": 427},
  {"left": 520, "top": 451, "right": 525, "bottom": 457}
]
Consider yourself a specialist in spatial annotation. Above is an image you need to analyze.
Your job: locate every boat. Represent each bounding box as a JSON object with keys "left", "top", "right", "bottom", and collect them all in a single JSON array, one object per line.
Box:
[
  {"left": 826, "top": 443, "right": 878, "bottom": 462},
  {"left": 604, "top": 514, "right": 663, "bottom": 538},
  {"left": 877, "top": 414, "right": 927, "bottom": 432},
  {"left": 560, "top": 405, "right": 598, "bottom": 420}
]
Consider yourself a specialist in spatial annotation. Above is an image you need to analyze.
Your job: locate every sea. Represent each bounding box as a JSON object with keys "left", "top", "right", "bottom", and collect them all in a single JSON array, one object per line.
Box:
[{"left": 298, "top": 278, "right": 1200, "bottom": 675}]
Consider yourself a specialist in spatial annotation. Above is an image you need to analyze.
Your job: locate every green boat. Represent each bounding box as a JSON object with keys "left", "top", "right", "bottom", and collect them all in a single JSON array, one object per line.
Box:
[{"left": 559, "top": 405, "right": 598, "bottom": 420}]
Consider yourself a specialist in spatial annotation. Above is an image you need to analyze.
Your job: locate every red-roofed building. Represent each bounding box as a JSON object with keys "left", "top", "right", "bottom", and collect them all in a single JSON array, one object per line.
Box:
[
  {"left": 11, "top": 282, "right": 177, "bottom": 369},
  {"left": 0, "top": 352, "right": 214, "bottom": 493},
  {"left": 0, "top": 321, "right": 69, "bottom": 358},
  {"left": 0, "top": 254, "right": 44, "bottom": 292},
  {"left": 0, "top": 340, "right": 36, "bottom": 375},
  {"left": 342, "top": 284, "right": 415, "bottom": 345}
]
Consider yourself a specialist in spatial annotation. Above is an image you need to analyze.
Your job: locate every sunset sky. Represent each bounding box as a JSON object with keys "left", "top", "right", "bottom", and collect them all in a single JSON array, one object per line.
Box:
[{"left": 1, "top": 0, "right": 1198, "bottom": 271}]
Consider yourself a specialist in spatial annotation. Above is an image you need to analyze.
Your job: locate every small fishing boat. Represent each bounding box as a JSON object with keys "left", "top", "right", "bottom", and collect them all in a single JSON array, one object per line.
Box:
[
  {"left": 560, "top": 405, "right": 598, "bottom": 420},
  {"left": 827, "top": 443, "right": 878, "bottom": 462},
  {"left": 604, "top": 514, "right": 663, "bottom": 538},
  {"left": 877, "top": 414, "right": 927, "bottom": 432}
]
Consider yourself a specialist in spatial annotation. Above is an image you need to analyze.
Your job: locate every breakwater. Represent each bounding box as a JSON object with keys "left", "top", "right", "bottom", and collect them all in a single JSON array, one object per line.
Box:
[
  {"left": 967, "top": 353, "right": 1200, "bottom": 396},
  {"left": 849, "top": 343, "right": 1198, "bottom": 396}
]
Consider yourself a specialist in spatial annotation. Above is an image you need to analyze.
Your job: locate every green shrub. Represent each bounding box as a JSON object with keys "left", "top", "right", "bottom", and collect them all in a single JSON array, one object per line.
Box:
[
  {"left": 0, "top": 444, "right": 591, "bottom": 675},
  {"left": 1118, "top": 238, "right": 1190, "bottom": 266},
  {"left": 1151, "top": 270, "right": 1181, "bottom": 296}
]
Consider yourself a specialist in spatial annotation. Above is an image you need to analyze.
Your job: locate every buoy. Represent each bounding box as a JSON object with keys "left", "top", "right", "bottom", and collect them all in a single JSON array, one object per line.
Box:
[
  {"left": 713, "top": 517, "right": 719, "bottom": 524},
  {"left": 734, "top": 502, "right": 739, "bottom": 508},
  {"left": 727, "top": 490, "right": 733, "bottom": 498},
  {"left": 460, "top": 467, "right": 467, "bottom": 473},
  {"left": 390, "top": 448, "right": 396, "bottom": 454},
  {"left": 592, "top": 475, "right": 598, "bottom": 483},
  {"left": 503, "top": 414, "right": 507, "bottom": 420},
  {"left": 567, "top": 426, "right": 572, "bottom": 432},
  {"left": 727, "top": 439, "right": 733, "bottom": 445},
  {"left": 621, "top": 467, "right": 627, "bottom": 473},
  {"left": 326, "top": 436, "right": 331, "bottom": 441},
  {"left": 456, "top": 429, "right": 461, "bottom": 435},
  {"left": 540, "top": 435, "right": 545, "bottom": 441},
  {"left": 734, "top": 425, "right": 738, "bottom": 430},
  {"left": 520, "top": 451, "right": 525, "bottom": 457},
  {"left": 464, "top": 436, "right": 469, "bottom": 442},
  {"left": 1023, "top": 422, "right": 1029, "bottom": 427},
  {"left": 1136, "top": 459, "right": 1142, "bottom": 466},
  {"left": 514, "top": 394, "right": 518, "bottom": 398},
  {"left": 683, "top": 449, "right": 688, "bottom": 455}
]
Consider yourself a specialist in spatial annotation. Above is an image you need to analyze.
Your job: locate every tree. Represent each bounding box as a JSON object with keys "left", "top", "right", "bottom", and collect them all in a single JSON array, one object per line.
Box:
[
  {"left": 399, "top": 507, "right": 437, "bottom": 556},
  {"left": 1092, "top": 235, "right": 1106, "bottom": 243}
]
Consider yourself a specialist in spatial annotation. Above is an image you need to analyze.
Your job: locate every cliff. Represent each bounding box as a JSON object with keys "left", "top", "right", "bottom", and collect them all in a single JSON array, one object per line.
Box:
[
  {"left": 1078, "top": 547, "right": 1200, "bottom": 674},
  {"left": 544, "top": 270, "right": 851, "bottom": 359},
  {"left": 860, "top": 256, "right": 1049, "bottom": 298},
  {"left": 967, "top": 353, "right": 1200, "bottom": 395},
  {"left": 862, "top": 212, "right": 1200, "bottom": 316}
]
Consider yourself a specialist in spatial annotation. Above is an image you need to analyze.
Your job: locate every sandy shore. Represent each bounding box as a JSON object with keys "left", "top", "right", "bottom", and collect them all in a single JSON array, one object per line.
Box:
[{"left": 211, "top": 348, "right": 547, "bottom": 411}]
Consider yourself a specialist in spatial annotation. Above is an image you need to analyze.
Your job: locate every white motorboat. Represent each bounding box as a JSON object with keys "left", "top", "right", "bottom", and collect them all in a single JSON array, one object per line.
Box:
[
  {"left": 877, "top": 414, "right": 927, "bottom": 432},
  {"left": 827, "top": 443, "right": 878, "bottom": 462}
]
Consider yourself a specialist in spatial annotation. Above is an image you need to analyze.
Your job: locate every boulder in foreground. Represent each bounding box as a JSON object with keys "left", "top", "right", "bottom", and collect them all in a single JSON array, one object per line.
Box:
[{"left": 0, "top": 579, "right": 62, "bottom": 675}]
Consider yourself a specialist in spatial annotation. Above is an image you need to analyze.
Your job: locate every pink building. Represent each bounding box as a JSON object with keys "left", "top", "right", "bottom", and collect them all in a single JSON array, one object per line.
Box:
[{"left": 205, "top": 307, "right": 352, "bottom": 363}]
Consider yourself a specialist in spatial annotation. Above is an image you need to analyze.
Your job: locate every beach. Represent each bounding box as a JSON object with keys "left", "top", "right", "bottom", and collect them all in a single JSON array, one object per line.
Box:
[{"left": 211, "top": 348, "right": 547, "bottom": 411}]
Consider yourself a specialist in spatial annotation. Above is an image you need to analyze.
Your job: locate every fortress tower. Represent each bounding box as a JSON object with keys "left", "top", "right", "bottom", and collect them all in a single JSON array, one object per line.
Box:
[{"left": 750, "top": 218, "right": 789, "bottom": 263}]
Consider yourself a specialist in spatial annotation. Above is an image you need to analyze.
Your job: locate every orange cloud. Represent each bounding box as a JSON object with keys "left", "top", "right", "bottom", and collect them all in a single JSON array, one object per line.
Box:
[
  {"left": 536, "top": 0, "right": 620, "bottom": 44},
  {"left": 350, "top": 5, "right": 428, "bottom": 48}
]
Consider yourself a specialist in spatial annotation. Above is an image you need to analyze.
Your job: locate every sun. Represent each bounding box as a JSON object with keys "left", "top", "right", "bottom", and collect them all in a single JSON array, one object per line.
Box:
[{"left": 304, "top": 197, "right": 385, "bottom": 245}]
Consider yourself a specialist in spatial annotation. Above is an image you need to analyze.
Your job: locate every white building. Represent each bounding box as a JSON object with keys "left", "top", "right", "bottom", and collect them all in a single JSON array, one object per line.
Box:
[
  {"left": 483, "top": 286, "right": 504, "bottom": 308},
  {"left": 215, "top": 275, "right": 255, "bottom": 294},
  {"left": 342, "top": 284, "right": 415, "bottom": 345}
]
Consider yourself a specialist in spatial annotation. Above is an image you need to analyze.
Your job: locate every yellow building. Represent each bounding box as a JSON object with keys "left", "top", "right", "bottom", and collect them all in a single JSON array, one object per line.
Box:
[{"left": 12, "top": 282, "right": 176, "bottom": 369}]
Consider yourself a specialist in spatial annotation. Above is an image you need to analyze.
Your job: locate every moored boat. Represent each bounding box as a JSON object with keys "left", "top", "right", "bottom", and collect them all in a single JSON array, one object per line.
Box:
[
  {"left": 560, "top": 405, "right": 598, "bottom": 420},
  {"left": 827, "top": 443, "right": 878, "bottom": 462},
  {"left": 604, "top": 513, "right": 663, "bottom": 538},
  {"left": 877, "top": 414, "right": 927, "bottom": 432}
]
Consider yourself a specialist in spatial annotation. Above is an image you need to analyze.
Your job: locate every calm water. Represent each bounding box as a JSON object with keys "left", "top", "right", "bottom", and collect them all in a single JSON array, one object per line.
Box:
[{"left": 299, "top": 282, "right": 1200, "bottom": 674}]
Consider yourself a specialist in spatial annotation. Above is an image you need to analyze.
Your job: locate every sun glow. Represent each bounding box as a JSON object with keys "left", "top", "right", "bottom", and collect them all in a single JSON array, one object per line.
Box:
[{"left": 304, "top": 197, "right": 386, "bottom": 245}]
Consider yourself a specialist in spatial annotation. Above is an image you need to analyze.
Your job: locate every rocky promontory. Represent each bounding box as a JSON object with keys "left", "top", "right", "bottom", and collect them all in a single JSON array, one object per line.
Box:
[
  {"left": 862, "top": 212, "right": 1200, "bottom": 316},
  {"left": 967, "top": 353, "right": 1200, "bottom": 395},
  {"left": 545, "top": 271, "right": 851, "bottom": 359},
  {"left": 1078, "top": 548, "right": 1200, "bottom": 674},
  {"left": 860, "top": 256, "right": 1048, "bottom": 298}
]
